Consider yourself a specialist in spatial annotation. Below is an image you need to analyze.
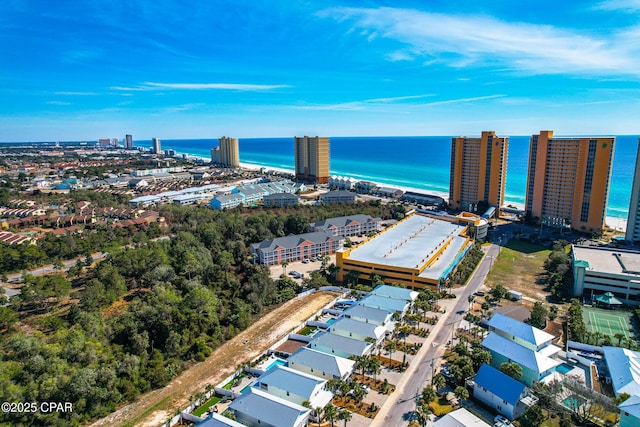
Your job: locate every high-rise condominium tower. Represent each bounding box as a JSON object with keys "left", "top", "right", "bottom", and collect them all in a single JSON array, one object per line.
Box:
[
  {"left": 294, "top": 136, "right": 330, "bottom": 184},
  {"left": 218, "top": 136, "right": 240, "bottom": 168},
  {"left": 626, "top": 140, "right": 640, "bottom": 242},
  {"left": 152, "top": 137, "right": 161, "bottom": 154},
  {"left": 525, "top": 130, "right": 615, "bottom": 231},
  {"left": 449, "top": 131, "right": 508, "bottom": 212},
  {"left": 125, "top": 134, "right": 133, "bottom": 149}
]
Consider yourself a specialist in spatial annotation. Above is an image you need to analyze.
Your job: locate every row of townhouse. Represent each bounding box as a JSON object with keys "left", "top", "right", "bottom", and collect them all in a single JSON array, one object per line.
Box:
[
  {"left": 214, "top": 285, "right": 416, "bottom": 427},
  {"left": 250, "top": 215, "right": 382, "bottom": 266},
  {"left": 210, "top": 181, "right": 304, "bottom": 210}
]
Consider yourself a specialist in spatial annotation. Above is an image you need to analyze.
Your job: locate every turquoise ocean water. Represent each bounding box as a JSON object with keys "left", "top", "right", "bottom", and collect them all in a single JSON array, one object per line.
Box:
[{"left": 139, "top": 135, "right": 639, "bottom": 220}]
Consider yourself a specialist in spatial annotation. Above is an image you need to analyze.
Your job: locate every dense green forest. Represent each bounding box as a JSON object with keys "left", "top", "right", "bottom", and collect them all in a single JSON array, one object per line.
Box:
[{"left": 0, "top": 201, "right": 400, "bottom": 426}]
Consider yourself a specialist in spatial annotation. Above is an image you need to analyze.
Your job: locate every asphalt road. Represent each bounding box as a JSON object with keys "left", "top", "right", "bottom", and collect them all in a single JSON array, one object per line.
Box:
[{"left": 373, "top": 243, "right": 501, "bottom": 426}]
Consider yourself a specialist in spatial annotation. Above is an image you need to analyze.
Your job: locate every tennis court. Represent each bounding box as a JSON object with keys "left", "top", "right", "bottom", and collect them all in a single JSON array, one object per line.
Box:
[{"left": 583, "top": 306, "right": 634, "bottom": 340}]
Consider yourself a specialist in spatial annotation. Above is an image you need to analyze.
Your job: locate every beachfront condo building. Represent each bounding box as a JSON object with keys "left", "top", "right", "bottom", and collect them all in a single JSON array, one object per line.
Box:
[
  {"left": 626, "top": 139, "right": 640, "bottom": 242},
  {"left": 217, "top": 136, "right": 240, "bottom": 168},
  {"left": 525, "top": 130, "right": 615, "bottom": 232},
  {"left": 125, "top": 134, "right": 133, "bottom": 149},
  {"left": 294, "top": 136, "right": 330, "bottom": 184},
  {"left": 151, "top": 137, "right": 161, "bottom": 154},
  {"left": 449, "top": 131, "right": 508, "bottom": 212}
]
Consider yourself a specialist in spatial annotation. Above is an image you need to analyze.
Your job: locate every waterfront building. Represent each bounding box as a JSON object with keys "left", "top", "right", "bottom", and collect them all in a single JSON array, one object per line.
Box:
[
  {"left": 401, "top": 191, "right": 445, "bottom": 207},
  {"left": 151, "top": 137, "right": 161, "bottom": 154},
  {"left": 210, "top": 147, "right": 220, "bottom": 164},
  {"left": 263, "top": 192, "right": 299, "bottom": 207},
  {"left": 125, "top": 134, "right": 133, "bottom": 149},
  {"left": 294, "top": 136, "right": 330, "bottom": 183},
  {"left": 449, "top": 131, "right": 508, "bottom": 212},
  {"left": 112, "top": 138, "right": 119, "bottom": 147},
  {"left": 218, "top": 136, "right": 240, "bottom": 168},
  {"left": 98, "top": 138, "right": 111, "bottom": 146},
  {"left": 309, "top": 214, "right": 381, "bottom": 237},
  {"left": 319, "top": 190, "right": 356, "bottom": 204},
  {"left": 572, "top": 245, "right": 640, "bottom": 305},
  {"left": 251, "top": 231, "right": 344, "bottom": 265},
  {"left": 336, "top": 212, "right": 473, "bottom": 290},
  {"left": 525, "top": 130, "right": 615, "bottom": 231},
  {"left": 626, "top": 139, "right": 640, "bottom": 242}
]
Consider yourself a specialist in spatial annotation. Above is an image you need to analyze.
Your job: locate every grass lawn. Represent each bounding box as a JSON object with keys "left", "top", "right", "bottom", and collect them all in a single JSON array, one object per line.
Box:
[
  {"left": 192, "top": 395, "right": 222, "bottom": 417},
  {"left": 428, "top": 397, "right": 455, "bottom": 416},
  {"left": 485, "top": 239, "right": 550, "bottom": 298},
  {"left": 297, "top": 326, "right": 317, "bottom": 336}
]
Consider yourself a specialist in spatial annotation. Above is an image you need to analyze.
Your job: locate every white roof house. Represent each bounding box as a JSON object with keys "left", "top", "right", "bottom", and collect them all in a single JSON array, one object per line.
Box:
[
  {"left": 229, "top": 387, "right": 310, "bottom": 427},
  {"left": 358, "top": 294, "right": 409, "bottom": 315},
  {"left": 487, "top": 313, "right": 555, "bottom": 351},
  {"left": 310, "top": 332, "right": 372, "bottom": 359},
  {"left": 371, "top": 284, "right": 419, "bottom": 302},
  {"left": 342, "top": 304, "right": 394, "bottom": 327},
  {"left": 329, "top": 317, "right": 387, "bottom": 343},
  {"left": 434, "top": 408, "right": 491, "bottom": 427},
  {"left": 287, "top": 347, "right": 355, "bottom": 380},
  {"left": 252, "top": 365, "right": 333, "bottom": 408},
  {"left": 603, "top": 346, "right": 640, "bottom": 397}
]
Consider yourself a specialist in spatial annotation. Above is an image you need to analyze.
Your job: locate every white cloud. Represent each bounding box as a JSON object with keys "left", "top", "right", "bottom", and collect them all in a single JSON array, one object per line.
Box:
[
  {"left": 319, "top": 7, "right": 640, "bottom": 77},
  {"left": 110, "top": 82, "right": 291, "bottom": 92},
  {"left": 594, "top": 0, "right": 640, "bottom": 12},
  {"left": 53, "top": 91, "right": 97, "bottom": 96},
  {"left": 294, "top": 93, "right": 435, "bottom": 111},
  {"left": 418, "top": 94, "right": 506, "bottom": 107},
  {"left": 46, "top": 101, "right": 71, "bottom": 106}
]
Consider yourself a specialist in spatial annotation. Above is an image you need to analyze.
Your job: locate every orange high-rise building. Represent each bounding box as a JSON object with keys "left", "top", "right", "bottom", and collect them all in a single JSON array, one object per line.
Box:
[
  {"left": 525, "top": 131, "right": 615, "bottom": 231},
  {"left": 449, "top": 131, "right": 508, "bottom": 212},
  {"left": 294, "top": 136, "right": 330, "bottom": 184}
]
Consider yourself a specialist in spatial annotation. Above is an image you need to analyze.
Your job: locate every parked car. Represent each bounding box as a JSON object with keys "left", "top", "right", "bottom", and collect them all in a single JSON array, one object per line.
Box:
[
  {"left": 494, "top": 415, "right": 514, "bottom": 427},
  {"left": 302, "top": 259, "right": 310, "bottom": 264}
]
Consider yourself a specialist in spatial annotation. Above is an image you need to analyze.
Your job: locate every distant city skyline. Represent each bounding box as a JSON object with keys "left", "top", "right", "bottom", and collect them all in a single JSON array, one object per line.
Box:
[{"left": 1, "top": 1, "right": 640, "bottom": 141}]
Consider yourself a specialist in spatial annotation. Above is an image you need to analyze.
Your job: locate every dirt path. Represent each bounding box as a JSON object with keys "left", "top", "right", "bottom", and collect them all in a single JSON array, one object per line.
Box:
[{"left": 91, "top": 291, "right": 339, "bottom": 427}]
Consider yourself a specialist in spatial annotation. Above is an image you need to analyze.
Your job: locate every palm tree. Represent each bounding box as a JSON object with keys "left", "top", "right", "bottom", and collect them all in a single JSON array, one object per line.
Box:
[
  {"left": 414, "top": 404, "right": 432, "bottom": 427},
  {"left": 432, "top": 373, "right": 446, "bottom": 392},
  {"left": 314, "top": 406, "right": 325, "bottom": 427},
  {"left": 369, "top": 357, "right": 382, "bottom": 383},
  {"left": 324, "top": 404, "right": 339, "bottom": 427},
  {"left": 384, "top": 340, "right": 397, "bottom": 364},
  {"left": 352, "top": 384, "right": 366, "bottom": 403},
  {"left": 615, "top": 332, "right": 625, "bottom": 346},
  {"left": 281, "top": 260, "right": 289, "bottom": 276},
  {"left": 500, "top": 362, "right": 523, "bottom": 380},
  {"left": 421, "top": 385, "right": 437, "bottom": 404},
  {"left": 468, "top": 294, "right": 475, "bottom": 312},
  {"left": 337, "top": 409, "right": 352, "bottom": 427},
  {"left": 454, "top": 386, "right": 469, "bottom": 402}
]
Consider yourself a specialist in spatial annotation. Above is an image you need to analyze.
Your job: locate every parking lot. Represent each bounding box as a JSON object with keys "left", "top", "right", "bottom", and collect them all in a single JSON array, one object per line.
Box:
[{"left": 268, "top": 254, "right": 337, "bottom": 282}]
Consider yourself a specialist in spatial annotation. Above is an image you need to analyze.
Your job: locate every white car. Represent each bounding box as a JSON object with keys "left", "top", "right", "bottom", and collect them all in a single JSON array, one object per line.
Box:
[{"left": 494, "top": 415, "right": 514, "bottom": 427}]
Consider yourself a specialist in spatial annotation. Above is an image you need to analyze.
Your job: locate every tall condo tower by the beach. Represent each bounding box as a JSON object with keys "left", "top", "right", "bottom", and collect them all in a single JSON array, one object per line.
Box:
[
  {"left": 625, "top": 139, "right": 640, "bottom": 242},
  {"left": 217, "top": 136, "right": 240, "bottom": 167},
  {"left": 125, "top": 134, "right": 133, "bottom": 149},
  {"left": 449, "top": 131, "right": 508, "bottom": 212},
  {"left": 151, "top": 137, "right": 161, "bottom": 154},
  {"left": 525, "top": 130, "right": 615, "bottom": 232},
  {"left": 294, "top": 136, "right": 330, "bottom": 184}
]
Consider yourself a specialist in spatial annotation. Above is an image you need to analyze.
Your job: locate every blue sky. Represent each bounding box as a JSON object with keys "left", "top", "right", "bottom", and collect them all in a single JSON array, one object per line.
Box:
[{"left": 1, "top": 0, "right": 640, "bottom": 141}]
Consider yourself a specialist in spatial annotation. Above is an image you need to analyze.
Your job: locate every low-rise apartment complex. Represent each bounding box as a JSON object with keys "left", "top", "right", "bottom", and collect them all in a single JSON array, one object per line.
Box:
[
  {"left": 251, "top": 231, "right": 344, "bottom": 266},
  {"left": 309, "top": 214, "right": 381, "bottom": 237}
]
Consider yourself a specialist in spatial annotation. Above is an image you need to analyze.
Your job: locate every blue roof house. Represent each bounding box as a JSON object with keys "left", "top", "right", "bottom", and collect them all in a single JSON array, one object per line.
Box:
[
  {"left": 473, "top": 364, "right": 537, "bottom": 420},
  {"left": 619, "top": 395, "right": 640, "bottom": 427}
]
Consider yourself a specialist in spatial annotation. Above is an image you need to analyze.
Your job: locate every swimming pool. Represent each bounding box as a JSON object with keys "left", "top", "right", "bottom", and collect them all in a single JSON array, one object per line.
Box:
[
  {"left": 265, "top": 358, "right": 287, "bottom": 371},
  {"left": 326, "top": 318, "right": 336, "bottom": 325},
  {"left": 562, "top": 395, "right": 586, "bottom": 409},
  {"left": 240, "top": 384, "right": 253, "bottom": 394},
  {"left": 556, "top": 363, "right": 574, "bottom": 375}
]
